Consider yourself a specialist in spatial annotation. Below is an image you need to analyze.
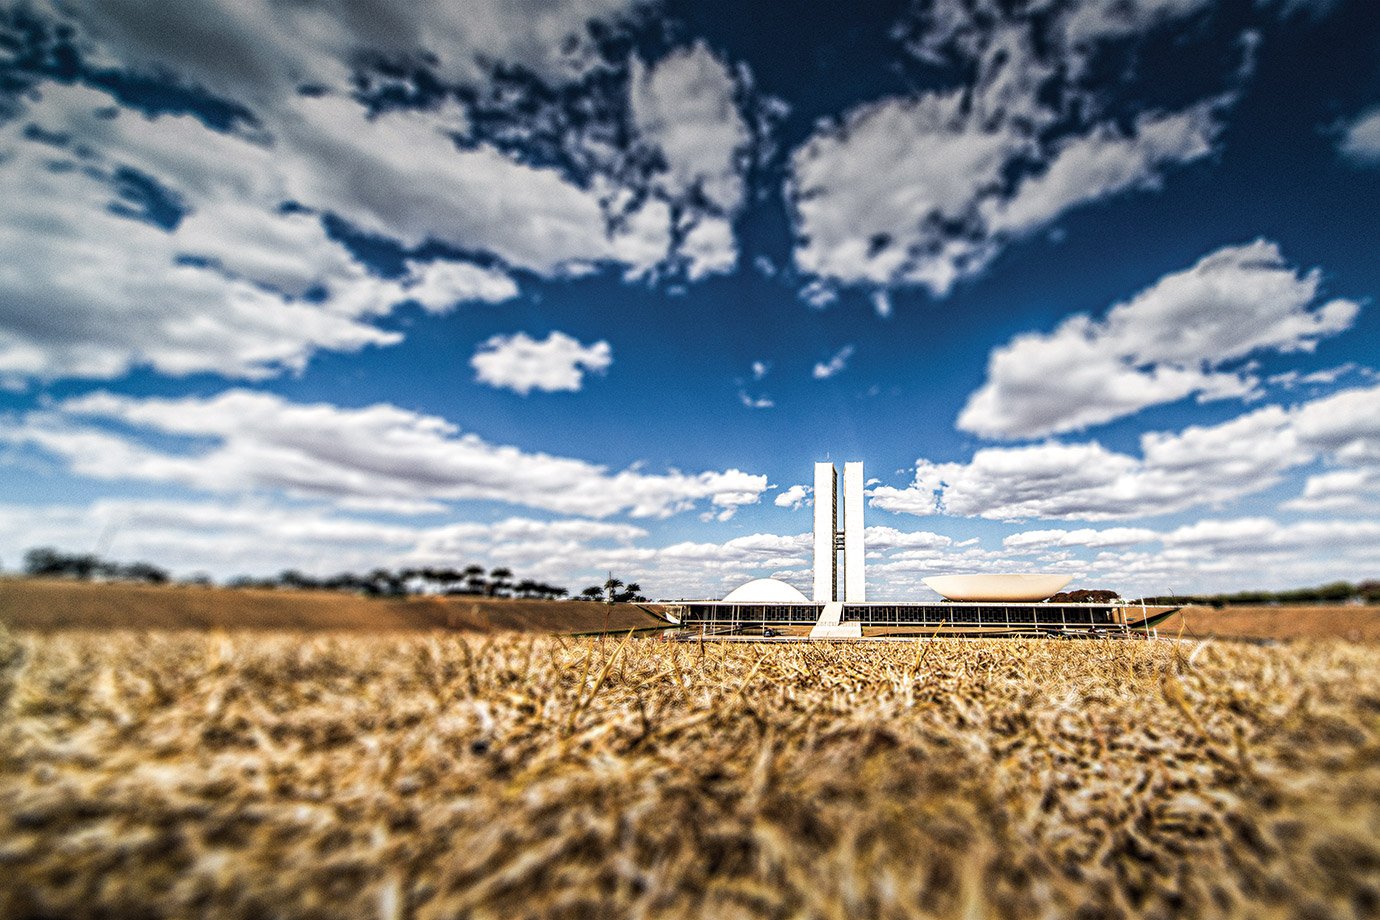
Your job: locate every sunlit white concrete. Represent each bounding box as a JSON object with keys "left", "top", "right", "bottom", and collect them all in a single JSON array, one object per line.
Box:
[
  {"left": 843, "top": 461, "right": 865, "bottom": 602},
  {"left": 813, "top": 461, "right": 837, "bottom": 602},
  {"left": 723, "top": 577, "right": 809, "bottom": 603},
  {"left": 923, "top": 574, "right": 1073, "bottom": 602}
]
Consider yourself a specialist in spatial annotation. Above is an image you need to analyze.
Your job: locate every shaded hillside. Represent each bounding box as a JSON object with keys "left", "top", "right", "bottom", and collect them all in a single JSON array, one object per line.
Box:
[
  {"left": 1159, "top": 604, "right": 1380, "bottom": 641},
  {"left": 0, "top": 578, "right": 668, "bottom": 633}
]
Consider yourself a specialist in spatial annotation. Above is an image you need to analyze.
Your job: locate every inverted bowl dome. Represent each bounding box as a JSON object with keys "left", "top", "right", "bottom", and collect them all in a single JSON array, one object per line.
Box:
[
  {"left": 722, "top": 578, "right": 809, "bottom": 603},
  {"left": 923, "top": 574, "right": 1072, "bottom": 602}
]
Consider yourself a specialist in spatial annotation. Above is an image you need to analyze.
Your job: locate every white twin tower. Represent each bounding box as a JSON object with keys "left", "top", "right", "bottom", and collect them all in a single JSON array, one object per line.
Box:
[{"left": 813, "top": 460, "right": 865, "bottom": 603}]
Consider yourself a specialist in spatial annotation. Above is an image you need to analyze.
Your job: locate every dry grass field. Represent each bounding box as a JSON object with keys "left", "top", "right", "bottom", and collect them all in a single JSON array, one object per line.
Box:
[
  {"left": 1160, "top": 604, "right": 1380, "bottom": 642},
  {"left": 2, "top": 628, "right": 1379, "bottom": 920},
  {"left": 0, "top": 579, "right": 668, "bottom": 634}
]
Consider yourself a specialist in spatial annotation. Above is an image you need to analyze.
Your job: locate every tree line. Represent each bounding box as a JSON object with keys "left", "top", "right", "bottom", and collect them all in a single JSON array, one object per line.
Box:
[
  {"left": 18, "top": 547, "right": 650, "bottom": 603},
  {"left": 22, "top": 547, "right": 171, "bottom": 584},
  {"left": 226, "top": 565, "right": 572, "bottom": 600},
  {"left": 1134, "top": 580, "right": 1380, "bottom": 607}
]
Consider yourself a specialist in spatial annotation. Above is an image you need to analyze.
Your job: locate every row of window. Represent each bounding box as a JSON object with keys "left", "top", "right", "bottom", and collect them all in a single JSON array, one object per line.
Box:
[{"left": 674, "top": 604, "right": 1120, "bottom": 627}]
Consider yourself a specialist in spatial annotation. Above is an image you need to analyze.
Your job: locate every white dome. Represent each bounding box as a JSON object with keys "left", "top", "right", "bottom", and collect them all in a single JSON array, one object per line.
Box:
[{"left": 722, "top": 578, "right": 809, "bottom": 603}]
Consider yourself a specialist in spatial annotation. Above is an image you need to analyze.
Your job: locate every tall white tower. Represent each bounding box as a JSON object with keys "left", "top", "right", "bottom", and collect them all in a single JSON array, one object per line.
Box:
[
  {"left": 843, "top": 461, "right": 866, "bottom": 602},
  {"left": 813, "top": 460, "right": 865, "bottom": 603},
  {"left": 812, "top": 462, "right": 837, "bottom": 602}
]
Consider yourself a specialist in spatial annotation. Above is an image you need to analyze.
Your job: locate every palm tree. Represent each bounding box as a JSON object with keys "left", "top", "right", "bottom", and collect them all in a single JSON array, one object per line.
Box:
[
  {"left": 602, "top": 576, "right": 624, "bottom": 604},
  {"left": 579, "top": 586, "right": 604, "bottom": 601}
]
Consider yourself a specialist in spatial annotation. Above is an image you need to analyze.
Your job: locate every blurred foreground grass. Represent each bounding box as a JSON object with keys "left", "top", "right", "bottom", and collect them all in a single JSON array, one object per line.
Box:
[{"left": 2, "top": 630, "right": 1378, "bottom": 919}]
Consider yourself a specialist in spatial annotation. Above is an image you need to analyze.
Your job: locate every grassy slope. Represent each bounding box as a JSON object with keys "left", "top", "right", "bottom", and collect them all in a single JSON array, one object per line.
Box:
[
  {"left": 0, "top": 578, "right": 668, "bottom": 633},
  {"left": 1160, "top": 603, "right": 1380, "bottom": 641},
  {"left": 1, "top": 632, "right": 1377, "bottom": 919}
]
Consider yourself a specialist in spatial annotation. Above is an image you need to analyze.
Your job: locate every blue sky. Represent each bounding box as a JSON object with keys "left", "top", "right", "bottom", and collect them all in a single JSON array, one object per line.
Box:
[{"left": 0, "top": 0, "right": 1378, "bottom": 599}]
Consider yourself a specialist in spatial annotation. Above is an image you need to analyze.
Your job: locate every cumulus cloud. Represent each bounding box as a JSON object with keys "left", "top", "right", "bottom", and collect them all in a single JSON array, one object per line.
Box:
[
  {"left": 788, "top": 0, "right": 1234, "bottom": 299},
  {"left": 471, "top": 331, "right": 612, "bottom": 395},
  {"left": 0, "top": 83, "right": 521, "bottom": 383},
  {"left": 1283, "top": 385, "right": 1380, "bottom": 512},
  {"left": 1, "top": 390, "right": 769, "bottom": 520},
  {"left": 630, "top": 42, "right": 749, "bottom": 213},
  {"left": 34, "top": 0, "right": 640, "bottom": 112},
  {"left": 958, "top": 241, "right": 1359, "bottom": 438},
  {"left": 774, "top": 484, "right": 810, "bottom": 509},
  {"left": 0, "top": 0, "right": 766, "bottom": 385},
  {"left": 874, "top": 384, "right": 1380, "bottom": 521},
  {"left": 992, "top": 515, "right": 1380, "bottom": 597},
  {"left": 812, "top": 345, "right": 855, "bottom": 380}
]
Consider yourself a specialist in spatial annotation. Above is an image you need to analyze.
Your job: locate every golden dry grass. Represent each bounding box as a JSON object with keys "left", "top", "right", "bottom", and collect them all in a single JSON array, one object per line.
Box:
[
  {"left": 2, "top": 628, "right": 1379, "bottom": 920},
  {"left": 1161, "top": 604, "right": 1380, "bottom": 642}
]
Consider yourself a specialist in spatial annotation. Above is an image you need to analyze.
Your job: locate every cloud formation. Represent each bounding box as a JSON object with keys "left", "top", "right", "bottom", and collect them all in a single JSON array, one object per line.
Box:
[
  {"left": 788, "top": 0, "right": 1236, "bottom": 299},
  {"left": 874, "top": 383, "right": 1380, "bottom": 521},
  {"left": 2, "top": 390, "right": 768, "bottom": 520},
  {"left": 471, "top": 331, "right": 612, "bottom": 395},
  {"left": 958, "top": 241, "right": 1359, "bottom": 438},
  {"left": 0, "top": 83, "right": 522, "bottom": 383},
  {"left": 33, "top": 0, "right": 640, "bottom": 111},
  {"left": 0, "top": 2, "right": 763, "bottom": 385}
]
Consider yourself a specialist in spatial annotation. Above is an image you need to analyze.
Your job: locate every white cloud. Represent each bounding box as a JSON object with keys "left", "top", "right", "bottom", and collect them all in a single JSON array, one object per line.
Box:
[
  {"left": 788, "top": 0, "right": 1233, "bottom": 299},
  {"left": 863, "top": 526, "right": 953, "bottom": 551},
  {"left": 0, "top": 82, "right": 529, "bottom": 384},
  {"left": 790, "top": 88, "right": 1022, "bottom": 296},
  {"left": 1283, "top": 385, "right": 1380, "bottom": 512},
  {"left": 0, "top": 1, "right": 762, "bottom": 385},
  {"left": 738, "top": 391, "right": 775, "bottom": 409},
  {"left": 958, "top": 241, "right": 1359, "bottom": 438},
  {"left": 1338, "top": 108, "right": 1380, "bottom": 164},
  {"left": 626, "top": 43, "right": 752, "bottom": 281},
  {"left": 471, "top": 331, "right": 612, "bottom": 395},
  {"left": 4, "top": 494, "right": 1373, "bottom": 600},
  {"left": 812, "top": 344, "right": 855, "bottom": 379},
  {"left": 774, "top": 484, "right": 810, "bottom": 509},
  {"left": 629, "top": 41, "right": 749, "bottom": 214},
  {"left": 875, "top": 384, "right": 1380, "bottom": 522},
  {"left": 751, "top": 361, "right": 769, "bottom": 380},
  {"left": 1, "top": 389, "right": 769, "bottom": 520},
  {"left": 1161, "top": 516, "right": 1380, "bottom": 558},
  {"left": 37, "top": 0, "right": 640, "bottom": 113},
  {"left": 1284, "top": 469, "right": 1380, "bottom": 513},
  {"left": 678, "top": 214, "right": 739, "bottom": 280},
  {"left": 1004, "top": 527, "right": 1160, "bottom": 551},
  {"left": 982, "top": 103, "right": 1220, "bottom": 238}
]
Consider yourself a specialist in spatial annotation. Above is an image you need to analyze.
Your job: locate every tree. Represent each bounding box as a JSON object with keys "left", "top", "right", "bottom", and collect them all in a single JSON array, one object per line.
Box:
[
  {"left": 24, "top": 547, "right": 101, "bottom": 580},
  {"left": 488, "top": 567, "right": 514, "bottom": 597},
  {"left": 276, "top": 569, "right": 317, "bottom": 590},
  {"left": 579, "top": 586, "right": 604, "bottom": 601},
  {"left": 117, "top": 562, "right": 170, "bottom": 585},
  {"left": 613, "top": 581, "right": 647, "bottom": 603},
  {"left": 462, "top": 564, "right": 487, "bottom": 595}
]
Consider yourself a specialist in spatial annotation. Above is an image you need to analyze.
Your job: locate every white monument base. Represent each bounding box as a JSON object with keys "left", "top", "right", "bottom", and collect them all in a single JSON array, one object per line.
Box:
[{"left": 809, "top": 602, "right": 862, "bottom": 638}]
